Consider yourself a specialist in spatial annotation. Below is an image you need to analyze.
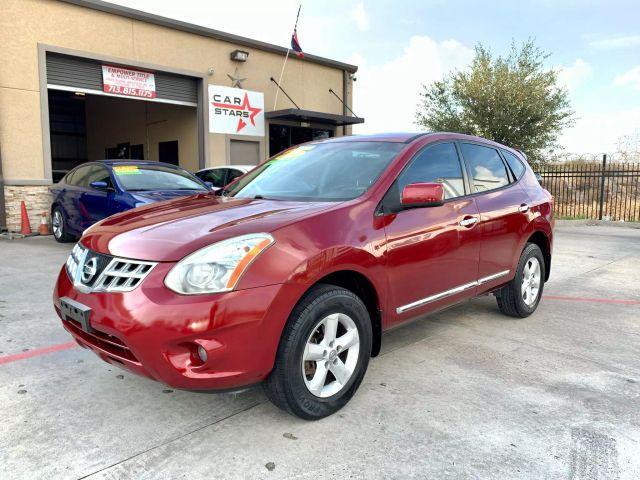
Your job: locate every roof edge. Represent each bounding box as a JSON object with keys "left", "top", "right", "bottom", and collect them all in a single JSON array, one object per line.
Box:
[{"left": 57, "top": 0, "right": 358, "bottom": 73}]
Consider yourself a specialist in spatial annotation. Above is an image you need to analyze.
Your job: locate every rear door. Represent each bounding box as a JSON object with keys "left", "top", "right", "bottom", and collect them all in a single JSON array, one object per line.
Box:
[
  {"left": 383, "top": 142, "right": 481, "bottom": 325},
  {"left": 458, "top": 142, "right": 529, "bottom": 289}
]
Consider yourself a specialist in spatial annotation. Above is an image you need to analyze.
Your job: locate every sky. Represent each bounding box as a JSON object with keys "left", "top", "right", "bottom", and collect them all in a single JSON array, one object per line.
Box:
[{"left": 106, "top": 0, "right": 640, "bottom": 155}]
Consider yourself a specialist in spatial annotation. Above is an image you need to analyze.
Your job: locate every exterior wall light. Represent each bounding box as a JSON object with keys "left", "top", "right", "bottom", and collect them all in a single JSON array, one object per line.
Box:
[{"left": 230, "top": 50, "right": 249, "bottom": 62}]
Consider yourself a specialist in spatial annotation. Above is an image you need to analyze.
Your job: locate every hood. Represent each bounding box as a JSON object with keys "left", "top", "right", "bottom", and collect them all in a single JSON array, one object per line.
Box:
[
  {"left": 130, "top": 189, "right": 206, "bottom": 204},
  {"left": 82, "top": 193, "right": 331, "bottom": 261}
]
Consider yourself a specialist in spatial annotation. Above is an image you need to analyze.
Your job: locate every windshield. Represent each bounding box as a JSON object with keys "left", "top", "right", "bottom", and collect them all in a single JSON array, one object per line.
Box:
[
  {"left": 225, "top": 142, "right": 403, "bottom": 201},
  {"left": 112, "top": 164, "right": 207, "bottom": 192}
]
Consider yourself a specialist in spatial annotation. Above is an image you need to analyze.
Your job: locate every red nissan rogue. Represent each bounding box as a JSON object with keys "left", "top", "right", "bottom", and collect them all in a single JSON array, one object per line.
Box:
[{"left": 53, "top": 132, "right": 553, "bottom": 419}]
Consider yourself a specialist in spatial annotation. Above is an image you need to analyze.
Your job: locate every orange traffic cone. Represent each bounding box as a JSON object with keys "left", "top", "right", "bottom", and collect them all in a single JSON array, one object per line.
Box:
[
  {"left": 20, "top": 201, "right": 32, "bottom": 235},
  {"left": 39, "top": 212, "right": 51, "bottom": 235}
]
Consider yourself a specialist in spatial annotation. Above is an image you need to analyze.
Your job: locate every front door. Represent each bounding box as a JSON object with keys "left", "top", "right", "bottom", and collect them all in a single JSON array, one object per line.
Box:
[
  {"left": 458, "top": 142, "right": 529, "bottom": 289},
  {"left": 75, "top": 164, "right": 116, "bottom": 230},
  {"left": 383, "top": 142, "right": 482, "bottom": 325}
]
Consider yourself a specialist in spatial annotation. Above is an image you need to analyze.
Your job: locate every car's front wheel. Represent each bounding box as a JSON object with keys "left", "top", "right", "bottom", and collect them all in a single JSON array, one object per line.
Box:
[
  {"left": 496, "top": 243, "right": 546, "bottom": 318},
  {"left": 52, "top": 207, "right": 74, "bottom": 243},
  {"left": 264, "top": 284, "right": 372, "bottom": 420}
]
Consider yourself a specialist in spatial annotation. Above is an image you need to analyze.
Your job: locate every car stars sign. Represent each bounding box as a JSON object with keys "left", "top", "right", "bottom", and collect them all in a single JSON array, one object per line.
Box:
[{"left": 208, "top": 85, "right": 264, "bottom": 136}]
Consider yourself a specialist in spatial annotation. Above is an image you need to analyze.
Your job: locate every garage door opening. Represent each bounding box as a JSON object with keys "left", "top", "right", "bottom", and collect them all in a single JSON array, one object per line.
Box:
[
  {"left": 48, "top": 90, "right": 197, "bottom": 182},
  {"left": 46, "top": 52, "right": 201, "bottom": 182}
]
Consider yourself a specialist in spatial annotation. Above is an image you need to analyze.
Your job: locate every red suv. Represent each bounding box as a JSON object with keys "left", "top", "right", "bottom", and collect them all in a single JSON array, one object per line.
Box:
[{"left": 53, "top": 133, "right": 553, "bottom": 419}]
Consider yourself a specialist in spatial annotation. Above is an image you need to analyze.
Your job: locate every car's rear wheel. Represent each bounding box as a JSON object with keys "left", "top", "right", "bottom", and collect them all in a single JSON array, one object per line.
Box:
[
  {"left": 52, "top": 207, "right": 74, "bottom": 243},
  {"left": 264, "top": 284, "right": 372, "bottom": 420},
  {"left": 496, "top": 243, "right": 545, "bottom": 318}
]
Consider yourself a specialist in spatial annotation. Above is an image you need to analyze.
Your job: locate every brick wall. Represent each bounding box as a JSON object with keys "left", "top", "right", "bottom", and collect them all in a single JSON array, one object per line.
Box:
[{"left": 3, "top": 186, "right": 52, "bottom": 232}]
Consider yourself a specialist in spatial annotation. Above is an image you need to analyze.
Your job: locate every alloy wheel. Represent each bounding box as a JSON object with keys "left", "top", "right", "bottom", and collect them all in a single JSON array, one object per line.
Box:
[
  {"left": 521, "top": 257, "right": 541, "bottom": 307},
  {"left": 52, "top": 210, "right": 63, "bottom": 239},
  {"left": 302, "top": 313, "right": 360, "bottom": 398}
]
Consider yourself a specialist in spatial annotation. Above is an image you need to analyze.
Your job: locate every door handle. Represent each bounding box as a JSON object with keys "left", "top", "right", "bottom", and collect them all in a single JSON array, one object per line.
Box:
[
  {"left": 518, "top": 203, "right": 529, "bottom": 213},
  {"left": 459, "top": 216, "right": 479, "bottom": 227}
]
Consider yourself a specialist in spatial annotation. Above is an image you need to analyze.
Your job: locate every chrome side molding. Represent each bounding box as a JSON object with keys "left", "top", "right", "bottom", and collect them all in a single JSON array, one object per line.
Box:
[{"left": 396, "top": 270, "right": 511, "bottom": 314}]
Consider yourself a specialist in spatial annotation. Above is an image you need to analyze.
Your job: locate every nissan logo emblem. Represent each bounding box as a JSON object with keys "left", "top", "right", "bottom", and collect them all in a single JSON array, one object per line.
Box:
[{"left": 81, "top": 257, "right": 98, "bottom": 283}]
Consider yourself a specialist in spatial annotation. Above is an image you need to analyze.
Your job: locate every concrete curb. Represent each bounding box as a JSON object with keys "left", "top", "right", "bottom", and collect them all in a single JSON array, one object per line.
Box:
[{"left": 555, "top": 219, "right": 640, "bottom": 229}]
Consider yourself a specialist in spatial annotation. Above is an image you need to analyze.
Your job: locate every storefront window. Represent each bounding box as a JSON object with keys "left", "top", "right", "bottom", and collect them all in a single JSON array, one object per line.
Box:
[{"left": 269, "top": 124, "right": 334, "bottom": 157}]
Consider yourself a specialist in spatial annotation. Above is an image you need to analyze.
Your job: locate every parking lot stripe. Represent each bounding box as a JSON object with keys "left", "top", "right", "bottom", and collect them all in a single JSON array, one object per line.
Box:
[
  {"left": 544, "top": 295, "right": 640, "bottom": 305},
  {"left": 0, "top": 341, "right": 77, "bottom": 366}
]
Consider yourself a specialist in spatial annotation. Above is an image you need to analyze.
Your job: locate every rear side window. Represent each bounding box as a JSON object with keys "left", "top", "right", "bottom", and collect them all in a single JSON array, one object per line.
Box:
[
  {"left": 460, "top": 143, "right": 510, "bottom": 193},
  {"left": 197, "top": 169, "right": 226, "bottom": 188},
  {"left": 227, "top": 168, "right": 244, "bottom": 183},
  {"left": 65, "top": 168, "right": 81, "bottom": 186},
  {"left": 66, "top": 166, "right": 90, "bottom": 186},
  {"left": 502, "top": 150, "right": 526, "bottom": 180},
  {"left": 397, "top": 142, "right": 465, "bottom": 199}
]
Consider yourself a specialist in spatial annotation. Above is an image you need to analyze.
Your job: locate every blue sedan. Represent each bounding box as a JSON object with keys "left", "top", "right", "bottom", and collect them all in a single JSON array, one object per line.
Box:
[{"left": 50, "top": 160, "right": 210, "bottom": 242}]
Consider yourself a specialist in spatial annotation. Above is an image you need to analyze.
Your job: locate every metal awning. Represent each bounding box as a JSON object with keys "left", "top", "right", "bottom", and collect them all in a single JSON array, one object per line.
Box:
[{"left": 266, "top": 109, "right": 365, "bottom": 126}]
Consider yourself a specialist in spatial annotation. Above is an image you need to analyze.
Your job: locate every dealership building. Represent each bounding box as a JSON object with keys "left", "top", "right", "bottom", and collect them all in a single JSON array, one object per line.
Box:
[{"left": 0, "top": 0, "right": 362, "bottom": 231}]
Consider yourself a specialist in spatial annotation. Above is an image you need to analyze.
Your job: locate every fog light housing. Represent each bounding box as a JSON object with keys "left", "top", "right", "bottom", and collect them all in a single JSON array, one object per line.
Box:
[{"left": 197, "top": 345, "right": 208, "bottom": 363}]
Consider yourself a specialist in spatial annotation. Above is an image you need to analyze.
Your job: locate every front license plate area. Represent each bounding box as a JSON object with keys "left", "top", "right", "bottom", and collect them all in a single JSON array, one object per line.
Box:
[{"left": 60, "top": 296, "right": 93, "bottom": 333}]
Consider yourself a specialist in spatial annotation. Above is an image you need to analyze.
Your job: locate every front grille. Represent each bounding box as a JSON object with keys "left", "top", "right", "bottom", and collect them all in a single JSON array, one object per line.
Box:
[
  {"left": 65, "top": 243, "right": 157, "bottom": 293},
  {"left": 93, "top": 258, "right": 156, "bottom": 292}
]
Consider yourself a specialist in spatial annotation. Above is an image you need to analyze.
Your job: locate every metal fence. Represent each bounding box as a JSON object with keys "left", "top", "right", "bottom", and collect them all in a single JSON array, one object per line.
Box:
[{"left": 539, "top": 156, "right": 640, "bottom": 222}]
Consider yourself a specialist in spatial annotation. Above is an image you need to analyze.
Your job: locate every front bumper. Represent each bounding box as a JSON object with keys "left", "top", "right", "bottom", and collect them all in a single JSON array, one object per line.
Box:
[{"left": 53, "top": 263, "right": 304, "bottom": 391}]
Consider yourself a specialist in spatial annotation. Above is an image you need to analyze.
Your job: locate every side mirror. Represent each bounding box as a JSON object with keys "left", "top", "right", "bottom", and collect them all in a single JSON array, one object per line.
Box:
[
  {"left": 401, "top": 182, "right": 445, "bottom": 209},
  {"left": 534, "top": 172, "right": 543, "bottom": 183},
  {"left": 90, "top": 181, "right": 110, "bottom": 190}
]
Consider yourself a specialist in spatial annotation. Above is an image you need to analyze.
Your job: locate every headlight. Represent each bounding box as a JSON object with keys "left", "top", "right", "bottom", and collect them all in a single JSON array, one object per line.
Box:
[{"left": 164, "top": 233, "right": 274, "bottom": 294}]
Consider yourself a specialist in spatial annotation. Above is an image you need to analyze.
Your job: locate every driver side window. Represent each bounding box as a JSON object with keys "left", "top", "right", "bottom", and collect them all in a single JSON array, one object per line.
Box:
[{"left": 397, "top": 142, "right": 465, "bottom": 199}]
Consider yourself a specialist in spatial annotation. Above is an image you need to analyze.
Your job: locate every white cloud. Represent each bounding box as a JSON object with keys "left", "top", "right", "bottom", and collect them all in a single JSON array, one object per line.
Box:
[
  {"left": 350, "top": 2, "right": 370, "bottom": 31},
  {"left": 559, "top": 107, "right": 640, "bottom": 153},
  {"left": 557, "top": 58, "right": 593, "bottom": 91},
  {"left": 103, "top": 0, "right": 335, "bottom": 58},
  {"left": 614, "top": 66, "right": 640, "bottom": 90},
  {"left": 351, "top": 36, "right": 473, "bottom": 134},
  {"left": 589, "top": 34, "right": 640, "bottom": 49}
]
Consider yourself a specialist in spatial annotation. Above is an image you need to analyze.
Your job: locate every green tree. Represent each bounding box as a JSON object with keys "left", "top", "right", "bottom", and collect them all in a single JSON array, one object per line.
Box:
[{"left": 415, "top": 40, "right": 574, "bottom": 165}]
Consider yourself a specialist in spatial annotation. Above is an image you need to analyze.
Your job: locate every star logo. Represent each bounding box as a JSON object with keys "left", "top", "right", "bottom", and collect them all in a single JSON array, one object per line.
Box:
[
  {"left": 227, "top": 70, "right": 247, "bottom": 89},
  {"left": 212, "top": 92, "right": 263, "bottom": 133}
]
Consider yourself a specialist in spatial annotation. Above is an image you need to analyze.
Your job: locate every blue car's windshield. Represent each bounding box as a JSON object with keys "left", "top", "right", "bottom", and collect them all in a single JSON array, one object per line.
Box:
[
  {"left": 113, "top": 164, "right": 207, "bottom": 192},
  {"left": 224, "top": 141, "right": 403, "bottom": 201}
]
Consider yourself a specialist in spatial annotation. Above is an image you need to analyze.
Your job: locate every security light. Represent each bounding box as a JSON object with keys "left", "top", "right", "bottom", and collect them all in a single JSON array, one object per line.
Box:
[{"left": 230, "top": 50, "right": 249, "bottom": 62}]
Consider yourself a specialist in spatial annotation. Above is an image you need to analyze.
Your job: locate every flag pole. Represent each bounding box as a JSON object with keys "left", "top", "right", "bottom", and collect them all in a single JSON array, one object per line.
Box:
[
  {"left": 273, "top": 49, "right": 290, "bottom": 111},
  {"left": 273, "top": 4, "right": 301, "bottom": 111}
]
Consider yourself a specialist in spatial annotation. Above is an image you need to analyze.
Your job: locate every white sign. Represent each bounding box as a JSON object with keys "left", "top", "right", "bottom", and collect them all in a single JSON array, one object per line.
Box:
[
  {"left": 208, "top": 85, "right": 264, "bottom": 136},
  {"left": 102, "top": 65, "right": 156, "bottom": 99}
]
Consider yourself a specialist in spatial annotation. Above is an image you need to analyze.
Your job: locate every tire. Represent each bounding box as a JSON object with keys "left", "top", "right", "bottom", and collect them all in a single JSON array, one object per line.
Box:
[
  {"left": 264, "top": 284, "right": 372, "bottom": 420},
  {"left": 52, "top": 207, "right": 74, "bottom": 243},
  {"left": 496, "top": 243, "right": 546, "bottom": 318}
]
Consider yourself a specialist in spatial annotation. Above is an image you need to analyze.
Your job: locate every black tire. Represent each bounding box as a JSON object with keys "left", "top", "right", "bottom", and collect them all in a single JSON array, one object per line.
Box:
[
  {"left": 496, "top": 243, "right": 546, "bottom": 318},
  {"left": 264, "top": 284, "right": 372, "bottom": 420},
  {"left": 52, "top": 206, "right": 74, "bottom": 243}
]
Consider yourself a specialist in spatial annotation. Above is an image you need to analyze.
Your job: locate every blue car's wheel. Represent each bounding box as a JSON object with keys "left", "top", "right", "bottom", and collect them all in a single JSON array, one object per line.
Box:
[{"left": 52, "top": 207, "right": 74, "bottom": 243}]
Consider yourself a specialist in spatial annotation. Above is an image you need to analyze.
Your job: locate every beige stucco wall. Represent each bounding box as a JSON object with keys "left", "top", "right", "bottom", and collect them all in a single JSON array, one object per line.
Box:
[
  {"left": 0, "top": 0, "right": 353, "bottom": 184},
  {"left": 85, "top": 95, "right": 198, "bottom": 171}
]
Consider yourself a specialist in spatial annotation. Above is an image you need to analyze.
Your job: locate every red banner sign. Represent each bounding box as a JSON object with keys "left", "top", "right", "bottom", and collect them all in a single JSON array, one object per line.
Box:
[{"left": 102, "top": 65, "right": 156, "bottom": 99}]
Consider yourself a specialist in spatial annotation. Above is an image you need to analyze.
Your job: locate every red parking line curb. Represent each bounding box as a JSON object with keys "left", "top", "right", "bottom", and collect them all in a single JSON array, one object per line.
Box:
[
  {"left": 0, "top": 341, "right": 77, "bottom": 366},
  {"left": 544, "top": 295, "right": 640, "bottom": 305}
]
